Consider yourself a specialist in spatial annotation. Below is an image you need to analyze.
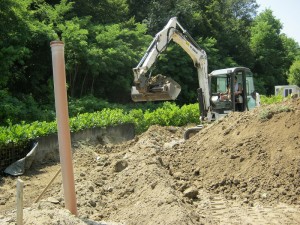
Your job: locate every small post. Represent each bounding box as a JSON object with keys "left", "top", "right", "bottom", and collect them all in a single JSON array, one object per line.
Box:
[
  {"left": 50, "top": 41, "right": 78, "bottom": 215},
  {"left": 16, "top": 178, "right": 24, "bottom": 225},
  {"left": 34, "top": 168, "right": 61, "bottom": 203}
]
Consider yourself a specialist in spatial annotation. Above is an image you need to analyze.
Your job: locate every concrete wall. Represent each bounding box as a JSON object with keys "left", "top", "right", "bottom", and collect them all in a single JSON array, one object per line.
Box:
[{"left": 33, "top": 123, "right": 135, "bottom": 164}]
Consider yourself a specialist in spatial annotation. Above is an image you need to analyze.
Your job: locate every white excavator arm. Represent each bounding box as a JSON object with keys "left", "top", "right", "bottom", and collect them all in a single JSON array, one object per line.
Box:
[{"left": 132, "top": 17, "right": 211, "bottom": 115}]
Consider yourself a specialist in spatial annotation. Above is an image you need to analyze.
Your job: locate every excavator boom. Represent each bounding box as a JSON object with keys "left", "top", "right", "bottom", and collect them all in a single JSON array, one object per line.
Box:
[
  {"left": 131, "top": 17, "right": 259, "bottom": 138},
  {"left": 131, "top": 17, "right": 209, "bottom": 113}
]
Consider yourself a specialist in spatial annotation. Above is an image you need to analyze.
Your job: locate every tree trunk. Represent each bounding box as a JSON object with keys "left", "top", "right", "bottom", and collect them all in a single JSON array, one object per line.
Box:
[
  {"left": 91, "top": 76, "right": 95, "bottom": 95},
  {"left": 68, "top": 72, "right": 72, "bottom": 97},
  {"left": 71, "top": 64, "right": 78, "bottom": 97},
  {"left": 80, "top": 70, "right": 88, "bottom": 97}
]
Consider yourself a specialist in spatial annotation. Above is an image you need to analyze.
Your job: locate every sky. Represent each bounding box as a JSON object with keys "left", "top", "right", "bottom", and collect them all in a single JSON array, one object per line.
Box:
[{"left": 256, "top": 0, "right": 300, "bottom": 44}]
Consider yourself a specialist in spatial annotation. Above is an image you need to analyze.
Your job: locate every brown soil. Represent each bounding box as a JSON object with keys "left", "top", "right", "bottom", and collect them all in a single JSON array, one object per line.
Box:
[{"left": 1, "top": 98, "right": 300, "bottom": 225}]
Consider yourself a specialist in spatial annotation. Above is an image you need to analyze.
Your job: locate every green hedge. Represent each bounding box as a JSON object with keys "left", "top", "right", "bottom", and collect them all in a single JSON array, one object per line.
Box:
[
  {"left": 0, "top": 94, "right": 285, "bottom": 151},
  {"left": 260, "top": 95, "right": 284, "bottom": 105},
  {"left": 0, "top": 102, "right": 200, "bottom": 150}
]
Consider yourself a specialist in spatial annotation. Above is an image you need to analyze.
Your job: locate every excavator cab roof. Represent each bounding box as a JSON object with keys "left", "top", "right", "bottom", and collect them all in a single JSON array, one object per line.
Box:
[{"left": 209, "top": 67, "right": 250, "bottom": 77}]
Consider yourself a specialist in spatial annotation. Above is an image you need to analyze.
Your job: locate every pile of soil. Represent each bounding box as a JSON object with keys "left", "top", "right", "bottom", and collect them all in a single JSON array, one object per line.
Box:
[
  {"left": 0, "top": 98, "right": 300, "bottom": 224},
  {"left": 165, "top": 98, "right": 300, "bottom": 205}
]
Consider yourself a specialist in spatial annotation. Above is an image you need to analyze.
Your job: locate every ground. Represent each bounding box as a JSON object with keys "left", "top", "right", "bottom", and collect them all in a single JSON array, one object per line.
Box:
[{"left": 0, "top": 98, "right": 300, "bottom": 224}]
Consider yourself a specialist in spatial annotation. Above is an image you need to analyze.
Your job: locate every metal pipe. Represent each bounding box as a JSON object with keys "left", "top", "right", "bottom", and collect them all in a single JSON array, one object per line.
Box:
[{"left": 50, "top": 41, "right": 77, "bottom": 216}]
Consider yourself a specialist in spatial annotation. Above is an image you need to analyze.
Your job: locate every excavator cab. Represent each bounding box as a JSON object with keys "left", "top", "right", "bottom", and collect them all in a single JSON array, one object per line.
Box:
[
  {"left": 184, "top": 67, "right": 257, "bottom": 140},
  {"left": 209, "top": 67, "right": 256, "bottom": 120}
]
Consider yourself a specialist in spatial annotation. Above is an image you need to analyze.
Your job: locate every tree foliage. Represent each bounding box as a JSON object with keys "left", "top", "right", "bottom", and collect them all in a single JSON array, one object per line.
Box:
[
  {"left": 1, "top": 0, "right": 300, "bottom": 125},
  {"left": 288, "top": 60, "right": 300, "bottom": 86},
  {"left": 0, "top": 0, "right": 32, "bottom": 89},
  {"left": 72, "top": 0, "right": 129, "bottom": 24},
  {"left": 250, "top": 9, "right": 290, "bottom": 94}
]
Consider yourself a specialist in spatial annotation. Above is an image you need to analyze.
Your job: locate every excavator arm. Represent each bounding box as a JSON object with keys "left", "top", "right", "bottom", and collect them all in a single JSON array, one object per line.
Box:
[{"left": 131, "top": 17, "right": 211, "bottom": 116}]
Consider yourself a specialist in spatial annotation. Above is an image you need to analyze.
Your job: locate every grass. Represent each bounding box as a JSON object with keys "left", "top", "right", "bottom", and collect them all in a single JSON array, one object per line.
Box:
[{"left": 259, "top": 105, "right": 291, "bottom": 121}]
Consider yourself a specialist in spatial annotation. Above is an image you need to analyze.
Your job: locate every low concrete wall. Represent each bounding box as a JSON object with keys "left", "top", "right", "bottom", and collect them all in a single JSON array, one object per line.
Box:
[{"left": 33, "top": 123, "right": 135, "bottom": 164}]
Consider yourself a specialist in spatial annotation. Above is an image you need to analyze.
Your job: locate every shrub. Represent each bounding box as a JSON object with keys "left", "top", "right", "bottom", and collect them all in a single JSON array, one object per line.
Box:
[
  {"left": 0, "top": 101, "right": 201, "bottom": 150},
  {"left": 260, "top": 95, "right": 284, "bottom": 105},
  {"left": 0, "top": 90, "right": 55, "bottom": 126}
]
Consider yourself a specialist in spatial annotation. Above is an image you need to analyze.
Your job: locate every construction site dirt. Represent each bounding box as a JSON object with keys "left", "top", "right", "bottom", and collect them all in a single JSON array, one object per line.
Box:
[{"left": 0, "top": 98, "right": 300, "bottom": 224}]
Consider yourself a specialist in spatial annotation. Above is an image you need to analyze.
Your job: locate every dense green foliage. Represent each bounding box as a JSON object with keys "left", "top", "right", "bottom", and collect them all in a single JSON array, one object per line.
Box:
[
  {"left": 288, "top": 60, "right": 300, "bottom": 86},
  {"left": 1, "top": 0, "right": 300, "bottom": 127},
  {"left": 0, "top": 102, "right": 199, "bottom": 150},
  {"left": 0, "top": 93, "right": 287, "bottom": 153},
  {"left": 260, "top": 94, "right": 284, "bottom": 105},
  {"left": 0, "top": 94, "right": 166, "bottom": 126}
]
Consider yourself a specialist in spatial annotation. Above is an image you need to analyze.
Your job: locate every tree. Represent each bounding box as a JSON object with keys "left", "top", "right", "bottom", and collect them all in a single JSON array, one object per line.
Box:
[
  {"left": 288, "top": 60, "right": 300, "bottom": 86},
  {"left": 127, "top": 0, "right": 152, "bottom": 22},
  {"left": 10, "top": 0, "right": 71, "bottom": 104},
  {"left": 89, "top": 19, "right": 153, "bottom": 102},
  {"left": 139, "top": 0, "right": 257, "bottom": 67},
  {"left": 250, "top": 9, "right": 287, "bottom": 95},
  {"left": 281, "top": 34, "right": 300, "bottom": 70},
  {"left": 1, "top": 0, "right": 300, "bottom": 115},
  {"left": 59, "top": 17, "right": 89, "bottom": 97},
  {"left": 202, "top": 0, "right": 257, "bottom": 67},
  {"left": 72, "top": 0, "right": 129, "bottom": 24},
  {"left": 0, "top": 0, "right": 32, "bottom": 89}
]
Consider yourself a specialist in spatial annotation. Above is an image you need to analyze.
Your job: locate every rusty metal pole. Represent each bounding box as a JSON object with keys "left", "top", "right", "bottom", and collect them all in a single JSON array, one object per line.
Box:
[{"left": 50, "top": 41, "right": 77, "bottom": 215}]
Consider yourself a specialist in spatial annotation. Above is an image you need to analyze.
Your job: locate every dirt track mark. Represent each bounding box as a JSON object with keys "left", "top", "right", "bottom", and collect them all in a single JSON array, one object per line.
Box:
[{"left": 194, "top": 190, "right": 300, "bottom": 225}]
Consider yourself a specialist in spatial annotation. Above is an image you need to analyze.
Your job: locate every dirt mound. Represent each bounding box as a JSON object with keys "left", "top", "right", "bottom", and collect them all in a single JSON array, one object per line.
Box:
[
  {"left": 164, "top": 98, "right": 300, "bottom": 205},
  {"left": 1, "top": 98, "right": 300, "bottom": 224}
]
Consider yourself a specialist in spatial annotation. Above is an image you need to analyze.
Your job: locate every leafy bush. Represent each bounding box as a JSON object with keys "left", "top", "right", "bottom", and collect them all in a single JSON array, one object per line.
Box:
[
  {"left": 68, "top": 96, "right": 112, "bottom": 116},
  {"left": 68, "top": 96, "right": 164, "bottom": 116},
  {"left": 127, "top": 109, "right": 146, "bottom": 134},
  {"left": 260, "top": 95, "right": 284, "bottom": 105},
  {"left": 0, "top": 93, "right": 166, "bottom": 127},
  {"left": 133, "top": 102, "right": 199, "bottom": 133},
  {"left": 126, "top": 102, "right": 164, "bottom": 112},
  {"left": 177, "top": 103, "right": 200, "bottom": 124},
  {"left": 0, "top": 101, "right": 200, "bottom": 151},
  {"left": 0, "top": 121, "right": 57, "bottom": 150},
  {"left": 0, "top": 90, "right": 55, "bottom": 126},
  {"left": 1, "top": 94, "right": 288, "bottom": 151},
  {"left": 69, "top": 108, "right": 133, "bottom": 132}
]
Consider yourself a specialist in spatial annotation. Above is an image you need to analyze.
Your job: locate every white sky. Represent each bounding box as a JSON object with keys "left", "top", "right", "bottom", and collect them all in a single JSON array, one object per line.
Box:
[{"left": 256, "top": 0, "right": 300, "bottom": 44}]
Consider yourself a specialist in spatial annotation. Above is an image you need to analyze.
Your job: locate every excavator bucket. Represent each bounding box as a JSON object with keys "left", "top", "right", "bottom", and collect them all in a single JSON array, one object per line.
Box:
[{"left": 131, "top": 75, "right": 181, "bottom": 102}]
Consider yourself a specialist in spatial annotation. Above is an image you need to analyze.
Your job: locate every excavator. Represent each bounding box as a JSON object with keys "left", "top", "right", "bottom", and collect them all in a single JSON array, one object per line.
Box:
[{"left": 131, "top": 17, "right": 260, "bottom": 139}]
